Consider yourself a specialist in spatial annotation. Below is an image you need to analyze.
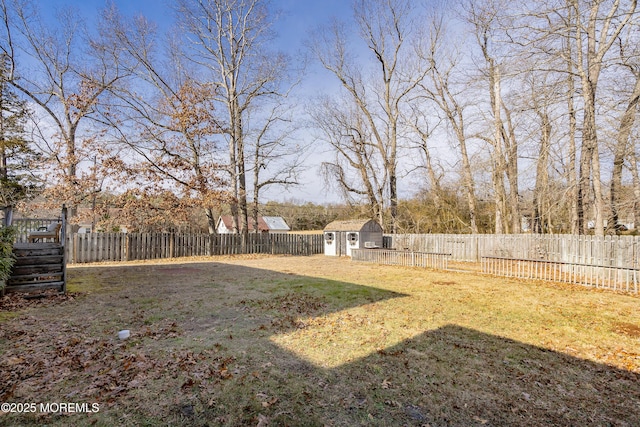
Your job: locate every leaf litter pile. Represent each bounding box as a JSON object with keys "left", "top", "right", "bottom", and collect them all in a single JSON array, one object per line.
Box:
[
  {"left": 1, "top": 255, "right": 640, "bottom": 426},
  {"left": 0, "top": 290, "right": 76, "bottom": 312}
]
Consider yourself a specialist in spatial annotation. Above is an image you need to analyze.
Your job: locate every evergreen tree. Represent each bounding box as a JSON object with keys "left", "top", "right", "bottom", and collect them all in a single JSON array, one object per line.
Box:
[{"left": 0, "top": 54, "right": 39, "bottom": 216}]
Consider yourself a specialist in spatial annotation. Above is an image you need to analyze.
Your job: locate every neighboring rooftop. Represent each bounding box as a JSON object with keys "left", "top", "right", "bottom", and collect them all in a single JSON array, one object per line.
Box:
[
  {"left": 262, "top": 216, "right": 290, "bottom": 231},
  {"left": 323, "top": 219, "right": 381, "bottom": 232},
  {"left": 217, "top": 215, "right": 289, "bottom": 233}
]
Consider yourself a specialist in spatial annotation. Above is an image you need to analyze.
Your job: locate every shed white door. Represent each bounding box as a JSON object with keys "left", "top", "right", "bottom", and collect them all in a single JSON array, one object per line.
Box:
[{"left": 346, "top": 232, "right": 359, "bottom": 256}]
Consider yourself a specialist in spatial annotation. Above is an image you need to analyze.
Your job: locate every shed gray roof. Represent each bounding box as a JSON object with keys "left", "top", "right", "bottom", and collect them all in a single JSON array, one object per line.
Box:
[
  {"left": 262, "top": 216, "right": 290, "bottom": 231},
  {"left": 323, "top": 219, "right": 382, "bottom": 232}
]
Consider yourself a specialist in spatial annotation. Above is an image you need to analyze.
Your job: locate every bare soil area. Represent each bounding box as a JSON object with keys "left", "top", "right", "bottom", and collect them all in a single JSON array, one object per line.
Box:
[{"left": 1, "top": 254, "right": 639, "bottom": 426}]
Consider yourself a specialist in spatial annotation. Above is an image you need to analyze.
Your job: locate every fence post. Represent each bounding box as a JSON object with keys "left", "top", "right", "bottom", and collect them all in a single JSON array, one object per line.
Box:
[
  {"left": 125, "top": 233, "right": 131, "bottom": 261},
  {"left": 3, "top": 205, "right": 13, "bottom": 227},
  {"left": 73, "top": 232, "right": 79, "bottom": 264},
  {"left": 67, "top": 232, "right": 74, "bottom": 264}
]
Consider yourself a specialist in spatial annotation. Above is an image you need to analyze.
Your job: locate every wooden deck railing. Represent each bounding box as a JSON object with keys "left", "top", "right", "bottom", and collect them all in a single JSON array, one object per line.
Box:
[{"left": 11, "top": 218, "right": 62, "bottom": 243}]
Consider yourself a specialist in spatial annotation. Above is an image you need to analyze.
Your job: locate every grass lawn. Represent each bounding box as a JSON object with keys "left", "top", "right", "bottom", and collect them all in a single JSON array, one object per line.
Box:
[{"left": 1, "top": 254, "right": 639, "bottom": 426}]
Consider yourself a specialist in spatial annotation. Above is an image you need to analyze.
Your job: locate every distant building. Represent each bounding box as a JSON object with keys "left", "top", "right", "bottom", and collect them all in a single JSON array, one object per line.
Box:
[
  {"left": 216, "top": 216, "right": 290, "bottom": 234},
  {"left": 323, "top": 219, "right": 383, "bottom": 257},
  {"left": 262, "top": 216, "right": 291, "bottom": 233}
]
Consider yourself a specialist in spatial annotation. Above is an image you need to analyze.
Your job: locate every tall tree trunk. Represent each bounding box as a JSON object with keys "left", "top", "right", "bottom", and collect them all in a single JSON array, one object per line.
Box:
[
  {"left": 459, "top": 130, "right": 479, "bottom": 234},
  {"left": 569, "top": 0, "right": 636, "bottom": 235},
  {"left": 533, "top": 112, "right": 551, "bottom": 234},
  {"left": 580, "top": 81, "right": 605, "bottom": 235},
  {"left": 253, "top": 138, "right": 261, "bottom": 235},
  {"left": 489, "top": 63, "right": 508, "bottom": 234},
  {"left": 630, "top": 150, "right": 640, "bottom": 231},
  {"left": 609, "top": 74, "right": 640, "bottom": 232},
  {"left": 236, "top": 128, "right": 248, "bottom": 236},
  {"left": 567, "top": 69, "right": 579, "bottom": 234},
  {"left": 389, "top": 162, "right": 398, "bottom": 233},
  {"left": 502, "top": 104, "right": 520, "bottom": 233},
  {"left": 205, "top": 207, "right": 217, "bottom": 234},
  {"left": 229, "top": 127, "right": 239, "bottom": 234},
  {"left": 252, "top": 194, "right": 260, "bottom": 235},
  {"left": 0, "top": 99, "right": 6, "bottom": 183}
]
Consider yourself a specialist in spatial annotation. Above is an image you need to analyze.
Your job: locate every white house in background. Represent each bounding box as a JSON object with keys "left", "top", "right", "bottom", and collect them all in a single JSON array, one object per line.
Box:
[
  {"left": 216, "top": 215, "right": 290, "bottom": 234},
  {"left": 262, "top": 216, "right": 291, "bottom": 233}
]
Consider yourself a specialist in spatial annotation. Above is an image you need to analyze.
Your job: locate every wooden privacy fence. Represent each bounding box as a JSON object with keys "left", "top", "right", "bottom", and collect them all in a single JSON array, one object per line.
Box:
[
  {"left": 482, "top": 256, "right": 640, "bottom": 294},
  {"left": 386, "top": 233, "right": 640, "bottom": 268},
  {"left": 351, "top": 249, "right": 450, "bottom": 270},
  {"left": 67, "top": 232, "right": 323, "bottom": 263}
]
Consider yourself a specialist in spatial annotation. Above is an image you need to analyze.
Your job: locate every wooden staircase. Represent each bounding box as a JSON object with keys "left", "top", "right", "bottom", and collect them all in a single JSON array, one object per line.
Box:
[{"left": 6, "top": 243, "right": 66, "bottom": 293}]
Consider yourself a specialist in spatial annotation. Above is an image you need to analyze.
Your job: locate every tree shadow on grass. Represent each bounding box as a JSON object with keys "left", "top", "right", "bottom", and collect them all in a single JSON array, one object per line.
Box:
[
  {"left": 1, "top": 260, "right": 408, "bottom": 424},
  {"left": 2, "top": 261, "right": 639, "bottom": 426},
  {"left": 314, "top": 324, "right": 640, "bottom": 426}
]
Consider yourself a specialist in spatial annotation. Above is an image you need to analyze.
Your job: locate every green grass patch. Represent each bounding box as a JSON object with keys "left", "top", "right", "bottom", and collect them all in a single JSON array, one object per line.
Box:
[{"left": 0, "top": 311, "right": 18, "bottom": 322}]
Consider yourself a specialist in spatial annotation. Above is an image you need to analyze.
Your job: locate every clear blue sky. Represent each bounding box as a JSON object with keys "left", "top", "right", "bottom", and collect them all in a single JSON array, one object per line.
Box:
[{"left": 42, "top": 0, "right": 352, "bottom": 53}]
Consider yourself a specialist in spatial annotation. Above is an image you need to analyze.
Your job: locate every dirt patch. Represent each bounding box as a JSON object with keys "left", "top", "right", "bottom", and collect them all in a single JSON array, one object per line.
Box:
[
  {"left": 614, "top": 322, "right": 640, "bottom": 338},
  {"left": 154, "top": 267, "right": 206, "bottom": 274},
  {"left": 243, "top": 292, "right": 329, "bottom": 332},
  {"left": 432, "top": 280, "right": 457, "bottom": 286},
  {"left": 245, "top": 292, "right": 327, "bottom": 314}
]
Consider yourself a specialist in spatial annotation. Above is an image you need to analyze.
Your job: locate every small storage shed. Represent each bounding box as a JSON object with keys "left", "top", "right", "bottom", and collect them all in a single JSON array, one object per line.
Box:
[{"left": 323, "top": 219, "right": 383, "bottom": 257}]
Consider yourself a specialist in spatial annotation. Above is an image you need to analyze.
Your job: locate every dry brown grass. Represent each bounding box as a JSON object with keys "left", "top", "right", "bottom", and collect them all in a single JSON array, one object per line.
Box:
[{"left": 1, "top": 254, "right": 639, "bottom": 426}]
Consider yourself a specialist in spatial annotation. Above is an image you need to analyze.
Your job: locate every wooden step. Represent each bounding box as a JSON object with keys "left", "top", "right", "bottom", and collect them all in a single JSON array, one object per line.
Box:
[
  {"left": 8, "top": 271, "right": 64, "bottom": 285},
  {"left": 15, "top": 255, "right": 63, "bottom": 266},
  {"left": 11, "top": 264, "right": 63, "bottom": 276},
  {"left": 13, "top": 243, "right": 63, "bottom": 257},
  {"left": 13, "top": 242, "right": 62, "bottom": 249},
  {"left": 8, "top": 242, "right": 66, "bottom": 294},
  {"left": 5, "top": 281, "right": 64, "bottom": 293},
  {"left": 13, "top": 248, "right": 63, "bottom": 258}
]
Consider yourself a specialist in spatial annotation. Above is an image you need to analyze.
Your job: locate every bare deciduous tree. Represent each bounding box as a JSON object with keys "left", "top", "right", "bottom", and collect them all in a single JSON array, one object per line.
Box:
[
  {"left": 608, "top": 32, "right": 640, "bottom": 232},
  {"left": 568, "top": 0, "right": 637, "bottom": 236},
  {"left": 249, "top": 102, "right": 303, "bottom": 234},
  {"left": 0, "top": 0, "right": 126, "bottom": 218},
  {"left": 417, "top": 15, "right": 480, "bottom": 233},
  {"left": 465, "top": 0, "right": 522, "bottom": 234},
  {"left": 310, "top": 0, "right": 430, "bottom": 232},
  {"left": 310, "top": 95, "right": 386, "bottom": 226},
  {"left": 100, "top": 7, "right": 228, "bottom": 233},
  {"left": 176, "top": 0, "right": 292, "bottom": 236}
]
